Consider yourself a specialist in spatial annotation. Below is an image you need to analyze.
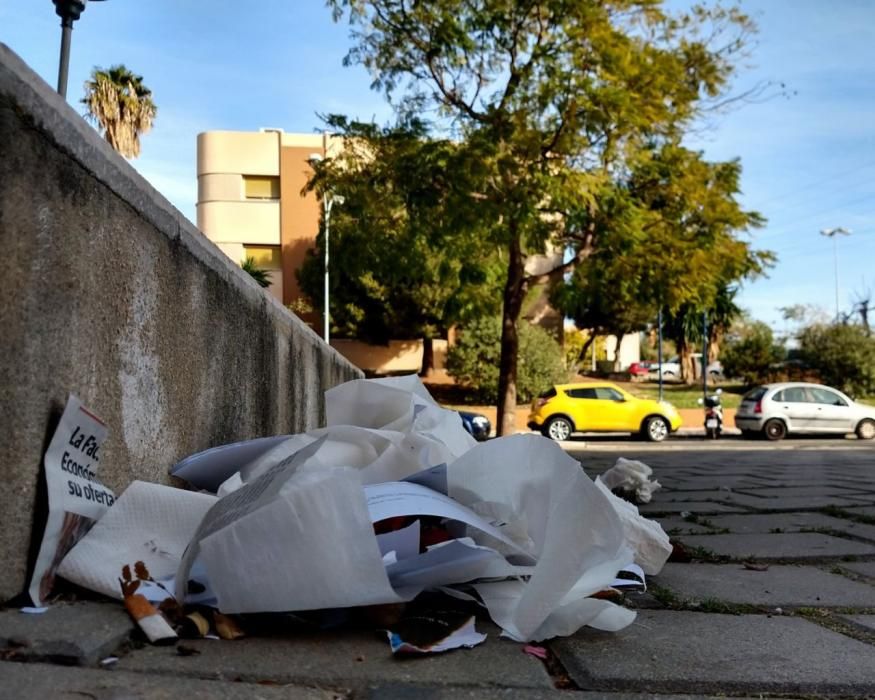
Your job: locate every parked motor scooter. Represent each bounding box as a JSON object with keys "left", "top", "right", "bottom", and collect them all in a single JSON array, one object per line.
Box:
[{"left": 697, "top": 388, "right": 723, "bottom": 439}]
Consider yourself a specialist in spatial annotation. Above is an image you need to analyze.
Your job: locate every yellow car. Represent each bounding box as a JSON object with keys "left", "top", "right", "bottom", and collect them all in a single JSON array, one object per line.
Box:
[{"left": 527, "top": 381, "right": 682, "bottom": 442}]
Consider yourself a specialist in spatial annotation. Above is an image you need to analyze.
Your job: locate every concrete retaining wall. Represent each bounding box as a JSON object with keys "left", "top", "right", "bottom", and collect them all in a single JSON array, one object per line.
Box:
[{"left": 0, "top": 44, "right": 363, "bottom": 601}]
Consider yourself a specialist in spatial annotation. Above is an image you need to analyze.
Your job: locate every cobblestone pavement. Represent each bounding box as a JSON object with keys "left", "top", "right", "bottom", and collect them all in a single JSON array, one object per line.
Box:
[{"left": 2, "top": 444, "right": 874, "bottom": 699}]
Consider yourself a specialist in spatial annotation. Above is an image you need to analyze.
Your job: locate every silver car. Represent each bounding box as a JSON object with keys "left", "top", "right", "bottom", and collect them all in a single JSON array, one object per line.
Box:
[{"left": 735, "top": 382, "right": 875, "bottom": 441}]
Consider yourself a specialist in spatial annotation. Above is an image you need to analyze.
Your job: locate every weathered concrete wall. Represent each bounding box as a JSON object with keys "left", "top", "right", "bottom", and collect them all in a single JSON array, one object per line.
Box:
[{"left": 0, "top": 45, "right": 363, "bottom": 601}]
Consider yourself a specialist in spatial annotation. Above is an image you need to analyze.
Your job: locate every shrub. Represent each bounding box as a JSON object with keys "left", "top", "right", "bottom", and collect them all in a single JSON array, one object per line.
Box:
[
  {"left": 798, "top": 323, "right": 875, "bottom": 396},
  {"left": 447, "top": 317, "right": 568, "bottom": 403},
  {"left": 720, "top": 321, "right": 784, "bottom": 386}
]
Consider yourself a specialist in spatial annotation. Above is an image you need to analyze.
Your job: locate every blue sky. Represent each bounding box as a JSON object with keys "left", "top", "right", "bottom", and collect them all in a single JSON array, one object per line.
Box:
[{"left": 3, "top": 1, "right": 874, "bottom": 334}]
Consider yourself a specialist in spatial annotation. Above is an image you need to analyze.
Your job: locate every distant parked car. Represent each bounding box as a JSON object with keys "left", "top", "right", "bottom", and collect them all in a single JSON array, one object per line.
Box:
[
  {"left": 650, "top": 356, "right": 723, "bottom": 380},
  {"left": 628, "top": 361, "right": 653, "bottom": 376},
  {"left": 650, "top": 357, "right": 681, "bottom": 378},
  {"left": 735, "top": 382, "right": 875, "bottom": 441},
  {"left": 458, "top": 410, "right": 491, "bottom": 441},
  {"left": 527, "top": 381, "right": 682, "bottom": 442}
]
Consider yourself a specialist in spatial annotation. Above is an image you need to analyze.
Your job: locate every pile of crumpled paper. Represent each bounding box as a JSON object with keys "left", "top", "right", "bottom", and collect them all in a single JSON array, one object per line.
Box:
[{"left": 57, "top": 375, "right": 671, "bottom": 644}]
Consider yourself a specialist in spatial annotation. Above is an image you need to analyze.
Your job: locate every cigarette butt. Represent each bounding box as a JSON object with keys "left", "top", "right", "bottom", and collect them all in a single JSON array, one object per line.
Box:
[
  {"left": 213, "top": 612, "right": 245, "bottom": 640},
  {"left": 179, "top": 611, "right": 210, "bottom": 639},
  {"left": 124, "top": 594, "right": 177, "bottom": 645}
]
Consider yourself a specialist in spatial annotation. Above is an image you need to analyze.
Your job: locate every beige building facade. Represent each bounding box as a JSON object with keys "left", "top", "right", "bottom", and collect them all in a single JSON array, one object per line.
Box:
[{"left": 197, "top": 129, "right": 341, "bottom": 329}]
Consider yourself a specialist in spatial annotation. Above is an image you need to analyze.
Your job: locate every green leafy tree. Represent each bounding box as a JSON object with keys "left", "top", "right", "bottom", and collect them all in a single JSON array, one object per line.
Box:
[
  {"left": 798, "top": 323, "right": 875, "bottom": 396},
  {"left": 447, "top": 317, "right": 567, "bottom": 403},
  {"left": 720, "top": 319, "right": 784, "bottom": 386},
  {"left": 555, "top": 143, "right": 767, "bottom": 377},
  {"left": 299, "top": 117, "right": 503, "bottom": 374},
  {"left": 82, "top": 65, "right": 156, "bottom": 158},
  {"left": 329, "top": 0, "right": 765, "bottom": 434}
]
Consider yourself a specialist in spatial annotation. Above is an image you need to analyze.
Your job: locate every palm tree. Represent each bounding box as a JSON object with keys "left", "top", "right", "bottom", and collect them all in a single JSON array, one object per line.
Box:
[
  {"left": 82, "top": 65, "right": 156, "bottom": 158},
  {"left": 241, "top": 257, "right": 272, "bottom": 289}
]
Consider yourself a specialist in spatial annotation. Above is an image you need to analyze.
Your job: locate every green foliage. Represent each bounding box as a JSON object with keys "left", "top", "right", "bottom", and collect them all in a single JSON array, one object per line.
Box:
[
  {"left": 447, "top": 318, "right": 567, "bottom": 403},
  {"left": 298, "top": 116, "right": 503, "bottom": 345},
  {"left": 720, "top": 320, "right": 784, "bottom": 386},
  {"left": 798, "top": 323, "right": 875, "bottom": 396},
  {"left": 82, "top": 65, "right": 156, "bottom": 159},
  {"left": 563, "top": 328, "right": 589, "bottom": 371},
  {"left": 328, "top": 0, "right": 767, "bottom": 430},
  {"left": 554, "top": 145, "right": 769, "bottom": 349},
  {"left": 241, "top": 256, "right": 272, "bottom": 288}
]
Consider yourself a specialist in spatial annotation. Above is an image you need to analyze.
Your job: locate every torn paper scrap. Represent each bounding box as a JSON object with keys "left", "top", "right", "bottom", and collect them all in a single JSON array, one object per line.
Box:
[
  {"left": 28, "top": 394, "right": 114, "bottom": 606},
  {"left": 594, "top": 477, "right": 671, "bottom": 575},
  {"left": 600, "top": 457, "right": 662, "bottom": 504},
  {"left": 388, "top": 615, "right": 486, "bottom": 654}
]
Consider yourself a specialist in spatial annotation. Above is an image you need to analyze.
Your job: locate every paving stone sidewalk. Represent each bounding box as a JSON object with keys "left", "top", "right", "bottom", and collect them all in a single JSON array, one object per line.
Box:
[{"left": 2, "top": 446, "right": 874, "bottom": 698}]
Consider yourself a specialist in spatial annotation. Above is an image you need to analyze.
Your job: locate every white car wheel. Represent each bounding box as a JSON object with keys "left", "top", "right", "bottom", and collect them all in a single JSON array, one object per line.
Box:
[{"left": 857, "top": 419, "right": 875, "bottom": 440}]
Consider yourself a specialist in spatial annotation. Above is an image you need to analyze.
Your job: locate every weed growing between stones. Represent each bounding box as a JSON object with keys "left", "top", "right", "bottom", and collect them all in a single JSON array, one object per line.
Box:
[
  {"left": 821, "top": 506, "right": 875, "bottom": 526},
  {"left": 795, "top": 607, "right": 875, "bottom": 644},
  {"left": 647, "top": 585, "right": 762, "bottom": 615}
]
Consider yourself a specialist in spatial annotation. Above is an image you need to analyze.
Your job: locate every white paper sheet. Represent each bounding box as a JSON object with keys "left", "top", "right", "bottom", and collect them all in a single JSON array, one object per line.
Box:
[
  {"left": 177, "top": 439, "right": 415, "bottom": 612},
  {"left": 170, "top": 436, "right": 291, "bottom": 492},
  {"left": 376, "top": 520, "right": 421, "bottom": 559},
  {"left": 594, "top": 477, "right": 672, "bottom": 575},
  {"left": 446, "top": 434, "right": 635, "bottom": 641},
  {"left": 57, "top": 481, "right": 217, "bottom": 600},
  {"left": 28, "top": 395, "right": 114, "bottom": 606},
  {"left": 364, "top": 481, "right": 534, "bottom": 560}
]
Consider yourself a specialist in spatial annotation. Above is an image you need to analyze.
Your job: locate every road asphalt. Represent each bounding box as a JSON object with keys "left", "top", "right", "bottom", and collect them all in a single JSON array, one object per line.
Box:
[{"left": 2, "top": 442, "right": 874, "bottom": 698}]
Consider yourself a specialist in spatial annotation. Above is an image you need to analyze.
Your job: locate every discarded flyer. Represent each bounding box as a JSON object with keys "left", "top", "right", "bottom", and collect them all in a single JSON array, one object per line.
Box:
[{"left": 28, "top": 394, "right": 114, "bottom": 606}]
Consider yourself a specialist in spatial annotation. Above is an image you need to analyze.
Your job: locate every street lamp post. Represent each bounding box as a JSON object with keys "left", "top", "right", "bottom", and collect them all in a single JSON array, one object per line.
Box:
[
  {"left": 307, "top": 153, "right": 343, "bottom": 344},
  {"left": 52, "top": 0, "right": 106, "bottom": 98},
  {"left": 820, "top": 227, "right": 852, "bottom": 320}
]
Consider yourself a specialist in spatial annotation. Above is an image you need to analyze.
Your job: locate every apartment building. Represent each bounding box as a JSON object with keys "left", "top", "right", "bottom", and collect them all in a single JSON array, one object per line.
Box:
[{"left": 196, "top": 129, "right": 340, "bottom": 330}]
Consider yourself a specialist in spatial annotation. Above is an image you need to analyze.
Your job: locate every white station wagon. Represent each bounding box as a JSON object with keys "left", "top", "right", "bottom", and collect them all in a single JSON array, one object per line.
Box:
[{"left": 735, "top": 382, "right": 875, "bottom": 441}]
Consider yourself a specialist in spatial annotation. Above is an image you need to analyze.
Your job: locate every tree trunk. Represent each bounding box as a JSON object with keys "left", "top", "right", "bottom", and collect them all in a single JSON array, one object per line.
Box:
[
  {"left": 678, "top": 340, "right": 694, "bottom": 384},
  {"left": 497, "top": 232, "right": 526, "bottom": 437},
  {"left": 419, "top": 337, "right": 434, "bottom": 377},
  {"left": 575, "top": 333, "right": 597, "bottom": 373}
]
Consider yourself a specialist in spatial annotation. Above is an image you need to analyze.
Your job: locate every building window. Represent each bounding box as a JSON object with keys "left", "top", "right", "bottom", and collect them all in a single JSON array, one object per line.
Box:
[
  {"left": 243, "top": 245, "right": 281, "bottom": 270},
  {"left": 243, "top": 175, "right": 280, "bottom": 200}
]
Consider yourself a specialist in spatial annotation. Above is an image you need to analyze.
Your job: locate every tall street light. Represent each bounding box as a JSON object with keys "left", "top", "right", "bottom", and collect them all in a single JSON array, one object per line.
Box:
[
  {"left": 53, "top": 0, "right": 107, "bottom": 98},
  {"left": 307, "top": 153, "right": 344, "bottom": 344},
  {"left": 820, "top": 227, "right": 852, "bottom": 320}
]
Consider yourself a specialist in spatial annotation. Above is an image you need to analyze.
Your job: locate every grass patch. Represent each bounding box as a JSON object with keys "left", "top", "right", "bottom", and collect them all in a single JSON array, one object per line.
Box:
[
  {"left": 627, "top": 382, "right": 746, "bottom": 409},
  {"left": 692, "top": 598, "right": 762, "bottom": 615},
  {"left": 821, "top": 505, "right": 875, "bottom": 526},
  {"left": 680, "top": 513, "right": 730, "bottom": 534},
  {"left": 685, "top": 545, "right": 729, "bottom": 563},
  {"left": 648, "top": 586, "right": 761, "bottom": 615},
  {"left": 649, "top": 584, "right": 681, "bottom": 608}
]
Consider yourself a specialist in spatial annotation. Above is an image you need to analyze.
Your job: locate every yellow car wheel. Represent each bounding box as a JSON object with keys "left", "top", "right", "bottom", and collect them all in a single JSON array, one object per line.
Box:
[
  {"left": 543, "top": 416, "right": 573, "bottom": 441},
  {"left": 643, "top": 416, "right": 669, "bottom": 443}
]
